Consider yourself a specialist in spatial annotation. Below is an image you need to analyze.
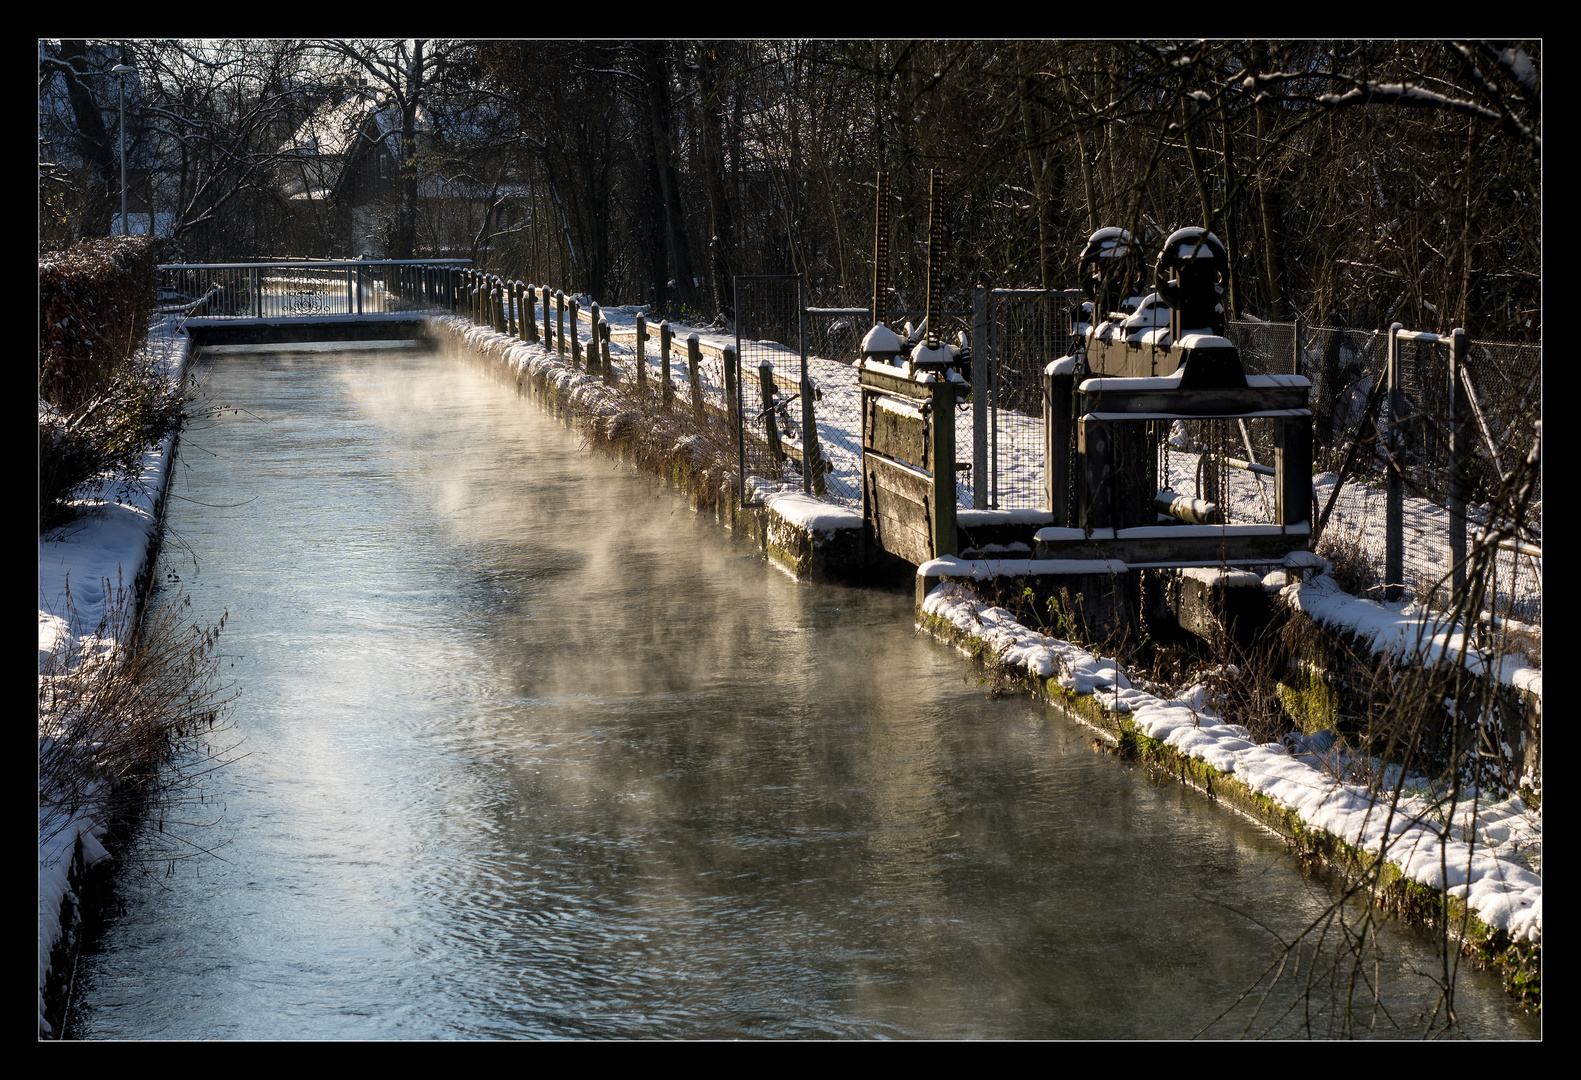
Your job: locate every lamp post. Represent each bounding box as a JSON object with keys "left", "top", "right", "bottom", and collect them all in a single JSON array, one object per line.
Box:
[{"left": 112, "top": 64, "right": 135, "bottom": 236}]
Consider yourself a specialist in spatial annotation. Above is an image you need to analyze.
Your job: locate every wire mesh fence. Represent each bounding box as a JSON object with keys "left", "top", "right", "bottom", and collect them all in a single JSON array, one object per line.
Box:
[
  {"left": 1298, "top": 322, "right": 1541, "bottom": 622},
  {"left": 735, "top": 276, "right": 817, "bottom": 496},
  {"left": 986, "top": 290, "right": 1079, "bottom": 509}
]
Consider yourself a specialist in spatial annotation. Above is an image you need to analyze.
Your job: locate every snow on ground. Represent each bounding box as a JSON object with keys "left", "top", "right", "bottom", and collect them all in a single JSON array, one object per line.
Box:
[
  {"left": 37, "top": 316, "right": 189, "bottom": 1036},
  {"left": 584, "top": 304, "right": 1540, "bottom": 628},
  {"left": 920, "top": 579, "right": 1541, "bottom": 944}
]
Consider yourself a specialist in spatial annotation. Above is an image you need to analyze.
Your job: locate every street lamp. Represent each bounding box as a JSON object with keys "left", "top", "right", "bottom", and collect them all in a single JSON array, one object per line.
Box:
[{"left": 111, "top": 64, "right": 135, "bottom": 236}]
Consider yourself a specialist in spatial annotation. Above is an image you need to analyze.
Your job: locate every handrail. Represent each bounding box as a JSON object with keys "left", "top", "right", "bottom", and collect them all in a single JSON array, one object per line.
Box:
[{"left": 159, "top": 258, "right": 471, "bottom": 271}]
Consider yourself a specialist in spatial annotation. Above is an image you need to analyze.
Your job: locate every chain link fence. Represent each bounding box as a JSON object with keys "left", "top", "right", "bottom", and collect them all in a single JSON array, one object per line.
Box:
[
  {"left": 1299, "top": 323, "right": 1541, "bottom": 622},
  {"left": 986, "top": 291, "right": 1078, "bottom": 509},
  {"left": 735, "top": 277, "right": 820, "bottom": 497}
]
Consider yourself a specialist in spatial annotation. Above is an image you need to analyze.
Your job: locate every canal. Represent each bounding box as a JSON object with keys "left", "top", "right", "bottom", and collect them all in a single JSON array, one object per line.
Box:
[{"left": 68, "top": 342, "right": 1536, "bottom": 1039}]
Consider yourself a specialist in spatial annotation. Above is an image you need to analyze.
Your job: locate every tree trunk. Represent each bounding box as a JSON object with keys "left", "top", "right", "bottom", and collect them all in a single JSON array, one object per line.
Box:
[
  {"left": 639, "top": 42, "right": 698, "bottom": 309},
  {"left": 57, "top": 41, "right": 117, "bottom": 237}
]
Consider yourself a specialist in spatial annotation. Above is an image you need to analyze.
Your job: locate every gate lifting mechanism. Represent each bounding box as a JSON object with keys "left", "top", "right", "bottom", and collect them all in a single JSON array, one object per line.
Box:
[
  {"left": 1038, "top": 226, "right": 1314, "bottom": 570},
  {"left": 857, "top": 169, "right": 973, "bottom": 565}
]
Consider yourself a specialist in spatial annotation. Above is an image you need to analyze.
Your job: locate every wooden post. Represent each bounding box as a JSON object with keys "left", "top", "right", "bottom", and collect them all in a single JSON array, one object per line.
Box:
[
  {"left": 1045, "top": 365, "right": 1074, "bottom": 525},
  {"left": 687, "top": 333, "right": 704, "bottom": 419},
  {"left": 1386, "top": 322, "right": 1404, "bottom": 600},
  {"left": 600, "top": 318, "right": 615, "bottom": 384},
  {"left": 1448, "top": 327, "right": 1469, "bottom": 605},
  {"left": 758, "top": 361, "right": 783, "bottom": 465},
  {"left": 804, "top": 395, "right": 828, "bottom": 498},
  {"left": 1274, "top": 415, "right": 1312, "bottom": 529},
  {"left": 660, "top": 321, "right": 674, "bottom": 406},
  {"left": 525, "top": 285, "right": 539, "bottom": 343},
  {"left": 589, "top": 303, "right": 603, "bottom": 375},
  {"left": 723, "top": 343, "right": 738, "bottom": 434},
  {"left": 930, "top": 381, "right": 957, "bottom": 557},
  {"left": 556, "top": 292, "right": 566, "bottom": 357},
  {"left": 1113, "top": 420, "right": 1154, "bottom": 528},
  {"left": 1079, "top": 414, "right": 1114, "bottom": 531},
  {"left": 635, "top": 313, "right": 648, "bottom": 389},
  {"left": 570, "top": 299, "right": 582, "bottom": 368}
]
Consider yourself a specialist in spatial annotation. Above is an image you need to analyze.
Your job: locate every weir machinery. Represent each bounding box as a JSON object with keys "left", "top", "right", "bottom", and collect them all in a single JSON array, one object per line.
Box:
[{"left": 1039, "top": 225, "right": 1314, "bottom": 571}]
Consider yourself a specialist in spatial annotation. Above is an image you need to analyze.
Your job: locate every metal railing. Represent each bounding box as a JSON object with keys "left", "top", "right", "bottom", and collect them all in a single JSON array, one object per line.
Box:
[{"left": 159, "top": 259, "right": 470, "bottom": 320}]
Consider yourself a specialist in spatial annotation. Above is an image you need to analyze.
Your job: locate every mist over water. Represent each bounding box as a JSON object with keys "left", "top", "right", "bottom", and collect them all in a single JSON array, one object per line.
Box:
[{"left": 69, "top": 345, "right": 1536, "bottom": 1040}]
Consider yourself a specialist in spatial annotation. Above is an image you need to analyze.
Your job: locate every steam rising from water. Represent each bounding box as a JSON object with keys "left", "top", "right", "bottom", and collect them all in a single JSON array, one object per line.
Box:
[{"left": 69, "top": 345, "right": 1536, "bottom": 1040}]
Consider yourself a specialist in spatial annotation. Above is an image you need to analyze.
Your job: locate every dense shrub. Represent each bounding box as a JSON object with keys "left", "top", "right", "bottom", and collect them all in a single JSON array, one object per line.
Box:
[
  {"left": 40, "top": 236, "right": 157, "bottom": 411},
  {"left": 38, "top": 236, "right": 181, "bottom": 529}
]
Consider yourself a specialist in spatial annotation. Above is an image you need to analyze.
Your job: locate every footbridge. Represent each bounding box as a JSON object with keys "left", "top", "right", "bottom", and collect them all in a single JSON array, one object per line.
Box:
[{"left": 162, "top": 259, "right": 470, "bottom": 346}]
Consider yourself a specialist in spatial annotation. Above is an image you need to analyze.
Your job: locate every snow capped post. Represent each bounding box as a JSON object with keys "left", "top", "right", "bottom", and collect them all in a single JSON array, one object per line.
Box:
[
  {"left": 660, "top": 321, "right": 674, "bottom": 406},
  {"left": 524, "top": 285, "right": 539, "bottom": 344},
  {"left": 634, "top": 312, "right": 647, "bottom": 389},
  {"left": 600, "top": 318, "right": 615, "bottom": 385},
  {"left": 687, "top": 333, "right": 704, "bottom": 420},
  {"left": 575, "top": 297, "right": 588, "bottom": 370}
]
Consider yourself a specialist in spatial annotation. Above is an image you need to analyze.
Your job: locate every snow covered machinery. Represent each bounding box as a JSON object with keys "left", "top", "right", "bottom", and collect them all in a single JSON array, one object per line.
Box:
[
  {"left": 858, "top": 169, "right": 971, "bottom": 565},
  {"left": 1038, "top": 226, "right": 1314, "bottom": 571}
]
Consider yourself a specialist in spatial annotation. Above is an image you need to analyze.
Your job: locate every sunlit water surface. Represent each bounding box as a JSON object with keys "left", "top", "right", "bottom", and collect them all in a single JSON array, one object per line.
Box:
[{"left": 69, "top": 344, "right": 1537, "bottom": 1040}]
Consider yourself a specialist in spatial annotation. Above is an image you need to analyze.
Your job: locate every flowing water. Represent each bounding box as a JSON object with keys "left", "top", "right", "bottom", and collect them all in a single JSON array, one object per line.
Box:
[{"left": 68, "top": 343, "right": 1537, "bottom": 1040}]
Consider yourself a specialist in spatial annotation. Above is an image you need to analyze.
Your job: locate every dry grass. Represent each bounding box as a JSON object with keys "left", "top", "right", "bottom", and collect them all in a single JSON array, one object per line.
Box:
[{"left": 39, "top": 574, "right": 237, "bottom": 863}]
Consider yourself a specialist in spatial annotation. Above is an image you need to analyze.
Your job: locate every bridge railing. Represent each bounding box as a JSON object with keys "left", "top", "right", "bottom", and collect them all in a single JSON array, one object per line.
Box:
[{"left": 159, "top": 259, "right": 471, "bottom": 320}]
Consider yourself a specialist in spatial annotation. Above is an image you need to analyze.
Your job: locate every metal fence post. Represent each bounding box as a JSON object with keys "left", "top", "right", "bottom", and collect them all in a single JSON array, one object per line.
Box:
[
  {"left": 796, "top": 292, "right": 827, "bottom": 498},
  {"left": 1449, "top": 327, "right": 1469, "bottom": 606},
  {"left": 972, "top": 286, "right": 988, "bottom": 509},
  {"left": 1386, "top": 322, "right": 1404, "bottom": 601},
  {"left": 799, "top": 281, "right": 814, "bottom": 495},
  {"left": 724, "top": 344, "right": 742, "bottom": 504}
]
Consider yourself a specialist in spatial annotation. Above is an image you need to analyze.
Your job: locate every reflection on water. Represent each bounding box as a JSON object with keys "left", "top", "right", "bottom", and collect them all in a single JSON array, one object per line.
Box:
[{"left": 69, "top": 346, "right": 1536, "bottom": 1040}]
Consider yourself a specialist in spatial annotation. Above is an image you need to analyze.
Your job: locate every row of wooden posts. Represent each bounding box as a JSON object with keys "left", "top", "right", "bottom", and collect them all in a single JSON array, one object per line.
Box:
[
  {"left": 449, "top": 267, "right": 827, "bottom": 497},
  {"left": 453, "top": 268, "right": 710, "bottom": 410}
]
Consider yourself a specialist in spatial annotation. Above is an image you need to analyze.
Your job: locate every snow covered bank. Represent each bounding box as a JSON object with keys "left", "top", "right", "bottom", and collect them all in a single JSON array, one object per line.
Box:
[
  {"left": 1285, "top": 573, "right": 1540, "bottom": 699},
  {"left": 917, "top": 577, "right": 1540, "bottom": 998},
  {"left": 37, "top": 317, "right": 191, "bottom": 1036}
]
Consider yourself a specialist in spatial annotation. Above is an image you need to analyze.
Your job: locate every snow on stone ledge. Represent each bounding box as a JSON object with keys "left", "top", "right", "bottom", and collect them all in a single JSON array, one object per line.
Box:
[
  {"left": 763, "top": 491, "right": 863, "bottom": 533},
  {"left": 1284, "top": 574, "right": 1540, "bottom": 698}
]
